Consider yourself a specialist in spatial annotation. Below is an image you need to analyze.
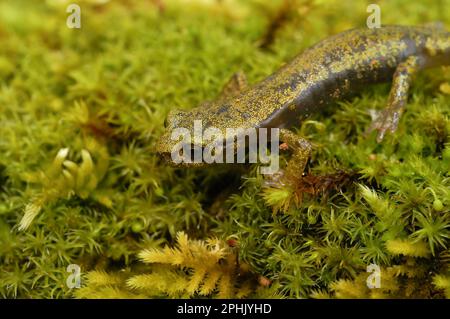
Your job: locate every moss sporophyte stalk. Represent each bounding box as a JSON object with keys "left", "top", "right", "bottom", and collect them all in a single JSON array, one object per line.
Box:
[{"left": 0, "top": 0, "right": 449, "bottom": 299}]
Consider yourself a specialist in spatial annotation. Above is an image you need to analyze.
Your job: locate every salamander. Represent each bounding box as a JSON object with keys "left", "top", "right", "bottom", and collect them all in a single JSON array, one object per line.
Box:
[{"left": 156, "top": 25, "right": 450, "bottom": 186}]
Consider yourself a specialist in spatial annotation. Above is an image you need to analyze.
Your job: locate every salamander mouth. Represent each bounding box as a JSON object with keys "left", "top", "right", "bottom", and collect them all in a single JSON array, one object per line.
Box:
[
  {"left": 157, "top": 143, "right": 209, "bottom": 167},
  {"left": 159, "top": 151, "right": 173, "bottom": 163}
]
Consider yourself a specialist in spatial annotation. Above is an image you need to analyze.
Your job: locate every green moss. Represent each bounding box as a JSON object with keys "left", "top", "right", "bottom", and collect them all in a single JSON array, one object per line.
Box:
[{"left": 0, "top": 0, "right": 449, "bottom": 298}]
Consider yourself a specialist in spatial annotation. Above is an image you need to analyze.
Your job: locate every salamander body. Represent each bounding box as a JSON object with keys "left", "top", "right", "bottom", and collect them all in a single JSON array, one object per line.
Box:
[{"left": 157, "top": 25, "right": 450, "bottom": 185}]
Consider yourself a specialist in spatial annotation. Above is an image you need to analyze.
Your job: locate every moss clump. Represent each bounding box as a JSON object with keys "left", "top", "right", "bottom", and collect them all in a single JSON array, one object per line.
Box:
[
  {"left": 0, "top": 0, "right": 449, "bottom": 298},
  {"left": 75, "top": 232, "right": 280, "bottom": 299}
]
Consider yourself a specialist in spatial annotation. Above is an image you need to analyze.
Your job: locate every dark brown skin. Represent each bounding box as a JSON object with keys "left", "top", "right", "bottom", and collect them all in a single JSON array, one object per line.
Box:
[{"left": 157, "top": 25, "right": 450, "bottom": 187}]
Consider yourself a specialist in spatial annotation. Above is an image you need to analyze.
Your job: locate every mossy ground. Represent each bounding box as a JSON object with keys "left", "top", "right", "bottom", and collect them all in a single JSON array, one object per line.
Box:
[{"left": 0, "top": 0, "right": 449, "bottom": 298}]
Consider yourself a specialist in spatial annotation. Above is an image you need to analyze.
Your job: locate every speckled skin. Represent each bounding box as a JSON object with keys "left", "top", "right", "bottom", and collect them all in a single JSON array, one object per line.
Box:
[{"left": 157, "top": 25, "right": 450, "bottom": 186}]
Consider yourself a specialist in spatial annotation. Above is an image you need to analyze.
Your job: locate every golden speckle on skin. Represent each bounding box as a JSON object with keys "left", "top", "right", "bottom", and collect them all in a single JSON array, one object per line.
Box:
[{"left": 426, "top": 38, "right": 438, "bottom": 56}]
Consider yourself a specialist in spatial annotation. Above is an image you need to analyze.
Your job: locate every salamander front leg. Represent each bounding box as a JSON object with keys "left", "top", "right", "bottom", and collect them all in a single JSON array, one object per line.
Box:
[
  {"left": 217, "top": 71, "right": 248, "bottom": 102},
  {"left": 367, "top": 55, "right": 419, "bottom": 142},
  {"left": 263, "top": 129, "right": 312, "bottom": 188},
  {"left": 195, "top": 71, "right": 248, "bottom": 109}
]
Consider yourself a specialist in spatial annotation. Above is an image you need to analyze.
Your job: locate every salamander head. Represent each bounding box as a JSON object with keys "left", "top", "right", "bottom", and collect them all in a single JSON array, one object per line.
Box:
[
  {"left": 156, "top": 106, "right": 227, "bottom": 167},
  {"left": 157, "top": 109, "right": 193, "bottom": 165},
  {"left": 157, "top": 94, "right": 260, "bottom": 166}
]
